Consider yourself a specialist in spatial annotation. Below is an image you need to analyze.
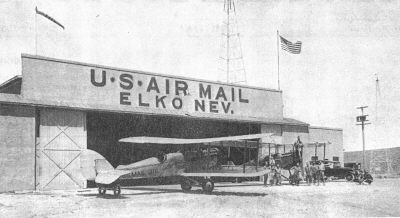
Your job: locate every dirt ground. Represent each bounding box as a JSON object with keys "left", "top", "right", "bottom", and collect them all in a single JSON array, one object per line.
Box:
[{"left": 0, "top": 178, "right": 399, "bottom": 218}]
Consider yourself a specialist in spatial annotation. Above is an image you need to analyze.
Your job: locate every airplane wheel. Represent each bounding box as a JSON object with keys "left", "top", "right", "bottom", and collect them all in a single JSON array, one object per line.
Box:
[
  {"left": 113, "top": 184, "right": 121, "bottom": 196},
  {"left": 202, "top": 179, "right": 214, "bottom": 193},
  {"left": 288, "top": 175, "right": 295, "bottom": 185},
  {"left": 98, "top": 187, "right": 106, "bottom": 195},
  {"left": 181, "top": 180, "right": 192, "bottom": 192}
]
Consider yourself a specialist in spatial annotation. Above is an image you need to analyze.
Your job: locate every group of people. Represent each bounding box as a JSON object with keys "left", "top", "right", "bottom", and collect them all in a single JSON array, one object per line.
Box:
[
  {"left": 263, "top": 158, "right": 282, "bottom": 186},
  {"left": 353, "top": 168, "right": 373, "bottom": 184},
  {"left": 290, "top": 163, "right": 302, "bottom": 186},
  {"left": 304, "top": 161, "right": 326, "bottom": 186},
  {"left": 263, "top": 137, "right": 329, "bottom": 186}
]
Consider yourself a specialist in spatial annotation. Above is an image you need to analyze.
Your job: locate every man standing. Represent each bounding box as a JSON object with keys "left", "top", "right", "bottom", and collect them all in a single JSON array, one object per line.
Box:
[
  {"left": 294, "top": 136, "right": 304, "bottom": 151},
  {"left": 275, "top": 164, "right": 282, "bottom": 186},
  {"left": 269, "top": 164, "right": 277, "bottom": 186},
  {"left": 317, "top": 161, "right": 326, "bottom": 186},
  {"left": 304, "top": 162, "right": 312, "bottom": 185},
  {"left": 291, "top": 163, "right": 301, "bottom": 186},
  {"left": 311, "top": 162, "right": 318, "bottom": 185},
  {"left": 263, "top": 163, "right": 269, "bottom": 187},
  {"left": 269, "top": 155, "right": 275, "bottom": 167}
]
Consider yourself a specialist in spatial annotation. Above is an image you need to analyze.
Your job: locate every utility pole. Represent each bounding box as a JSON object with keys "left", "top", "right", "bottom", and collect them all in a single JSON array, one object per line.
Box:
[
  {"left": 226, "top": 0, "right": 230, "bottom": 83},
  {"left": 356, "top": 106, "right": 371, "bottom": 170}
]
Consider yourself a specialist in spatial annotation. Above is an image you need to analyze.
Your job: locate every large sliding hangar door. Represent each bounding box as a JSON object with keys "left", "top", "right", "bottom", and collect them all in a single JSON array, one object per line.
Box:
[{"left": 36, "top": 109, "right": 87, "bottom": 190}]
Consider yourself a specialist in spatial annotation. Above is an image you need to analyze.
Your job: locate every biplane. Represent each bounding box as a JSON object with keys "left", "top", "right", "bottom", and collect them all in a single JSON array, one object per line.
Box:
[{"left": 80, "top": 133, "right": 273, "bottom": 196}]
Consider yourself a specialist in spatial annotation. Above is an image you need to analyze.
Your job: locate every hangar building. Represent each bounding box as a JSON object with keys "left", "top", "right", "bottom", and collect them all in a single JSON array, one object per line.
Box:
[{"left": 0, "top": 54, "right": 343, "bottom": 191}]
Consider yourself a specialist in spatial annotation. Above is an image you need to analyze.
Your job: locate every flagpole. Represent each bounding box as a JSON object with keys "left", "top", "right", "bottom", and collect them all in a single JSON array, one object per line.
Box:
[
  {"left": 277, "top": 30, "right": 280, "bottom": 90},
  {"left": 35, "top": 7, "right": 38, "bottom": 55}
]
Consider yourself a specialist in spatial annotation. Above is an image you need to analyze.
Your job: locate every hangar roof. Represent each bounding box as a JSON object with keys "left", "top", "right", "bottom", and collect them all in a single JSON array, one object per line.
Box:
[
  {"left": 309, "top": 126, "right": 342, "bottom": 131},
  {"left": 0, "top": 75, "right": 21, "bottom": 94}
]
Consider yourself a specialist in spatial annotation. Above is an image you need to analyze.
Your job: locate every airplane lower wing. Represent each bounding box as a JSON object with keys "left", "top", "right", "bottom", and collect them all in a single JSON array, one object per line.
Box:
[
  {"left": 95, "top": 170, "right": 131, "bottom": 184},
  {"left": 180, "top": 169, "right": 270, "bottom": 178}
]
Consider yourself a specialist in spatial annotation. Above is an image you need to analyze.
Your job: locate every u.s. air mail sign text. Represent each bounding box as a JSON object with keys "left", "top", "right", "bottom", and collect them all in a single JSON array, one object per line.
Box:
[{"left": 21, "top": 55, "right": 283, "bottom": 119}]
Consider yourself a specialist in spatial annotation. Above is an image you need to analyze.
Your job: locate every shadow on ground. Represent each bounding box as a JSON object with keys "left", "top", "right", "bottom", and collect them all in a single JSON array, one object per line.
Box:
[
  {"left": 77, "top": 185, "right": 269, "bottom": 198},
  {"left": 77, "top": 180, "right": 349, "bottom": 199}
]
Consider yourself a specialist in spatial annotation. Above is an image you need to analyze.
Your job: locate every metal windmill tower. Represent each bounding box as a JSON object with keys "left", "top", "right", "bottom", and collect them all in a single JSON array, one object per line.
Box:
[
  {"left": 219, "top": 0, "right": 247, "bottom": 84},
  {"left": 375, "top": 73, "right": 381, "bottom": 123},
  {"left": 369, "top": 74, "right": 393, "bottom": 175}
]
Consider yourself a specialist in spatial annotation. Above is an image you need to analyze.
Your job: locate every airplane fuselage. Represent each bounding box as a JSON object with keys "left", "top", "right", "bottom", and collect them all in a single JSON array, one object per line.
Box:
[{"left": 116, "top": 152, "right": 186, "bottom": 180}]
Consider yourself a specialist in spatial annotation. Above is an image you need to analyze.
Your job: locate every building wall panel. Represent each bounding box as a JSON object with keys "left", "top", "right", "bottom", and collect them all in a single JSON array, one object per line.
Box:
[
  {"left": 0, "top": 104, "right": 35, "bottom": 192},
  {"left": 308, "top": 127, "right": 343, "bottom": 165},
  {"left": 21, "top": 55, "right": 283, "bottom": 120},
  {"left": 260, "top": 124, "right": 281, "bottom": 157}
]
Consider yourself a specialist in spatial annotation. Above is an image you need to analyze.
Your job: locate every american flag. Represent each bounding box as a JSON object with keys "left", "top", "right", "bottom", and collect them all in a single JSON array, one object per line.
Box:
[{"left": 280, "top": 36, "right": 301, "bottom": 54}]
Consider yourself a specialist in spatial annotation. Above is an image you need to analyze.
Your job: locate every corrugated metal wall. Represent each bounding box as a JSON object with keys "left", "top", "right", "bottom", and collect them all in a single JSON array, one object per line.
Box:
[
  {"left": 36, "top": 109, "right": 87, "bottom": 190},
  {"left": 345, "top": 148, "right": 400, "bottom": 175}
]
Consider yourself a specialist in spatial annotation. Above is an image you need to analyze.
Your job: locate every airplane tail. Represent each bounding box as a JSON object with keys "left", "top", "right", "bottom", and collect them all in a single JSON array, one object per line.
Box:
[
  {"left": 80, "top": 149, "right": 114, "bottom": 181},
  {"left": 95, "top": 159, "right": 114, "bottom": 174}
]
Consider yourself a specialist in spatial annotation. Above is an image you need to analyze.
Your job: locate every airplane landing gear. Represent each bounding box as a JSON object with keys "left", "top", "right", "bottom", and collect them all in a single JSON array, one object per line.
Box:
[
  {"left": 97, "top": 182, "right": 121, "bottom": 196},
  {"left": 202, "top": 178, "right": 214, "bottom": 193},
  {"left": 113, "top": 184, "right": 121, "bottom": 196},
  {"left": 180, "top": 179, "right": 192, "bottom": 192},
  {"left": 180, "top": 177, "right": 214, "bottom": 193},
  {"left": 98, "top": 186, "right": 106, "bottom": 195}
]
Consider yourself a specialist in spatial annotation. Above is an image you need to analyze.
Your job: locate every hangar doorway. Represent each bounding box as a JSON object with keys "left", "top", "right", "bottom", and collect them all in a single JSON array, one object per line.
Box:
[
  {"left": 86, "top": 112, "right": 260, "bottom": 177},
  {"left": 35, "top": 109, "right": 261, "bottom": 190}
]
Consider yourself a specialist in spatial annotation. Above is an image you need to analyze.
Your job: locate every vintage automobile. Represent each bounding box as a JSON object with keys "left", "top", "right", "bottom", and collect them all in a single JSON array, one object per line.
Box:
[
  {"left": 353, "top": 169, "right": 373, "bottom": 184},
  {"left": 311, "top": 160, "right": 355, "bottom": 181}
]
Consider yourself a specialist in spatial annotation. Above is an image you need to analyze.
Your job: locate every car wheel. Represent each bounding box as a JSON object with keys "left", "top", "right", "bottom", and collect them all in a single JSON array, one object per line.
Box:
[{"left": 345, "top": 173, "right": 354, "bottom": 181}]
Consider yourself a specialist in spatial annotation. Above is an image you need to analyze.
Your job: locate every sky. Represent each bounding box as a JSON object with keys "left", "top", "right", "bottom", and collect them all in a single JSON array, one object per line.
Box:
[{"left": 1, "top": 0, "right": 399, "bottom": 151}]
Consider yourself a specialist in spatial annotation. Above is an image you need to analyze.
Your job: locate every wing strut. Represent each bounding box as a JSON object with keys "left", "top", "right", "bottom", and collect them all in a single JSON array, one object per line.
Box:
[
  {"left": 243, "top": 140, "right": 247, "bottom": 173},
  {"left": 256, "top": 139, "right": 259, "bottom": 171}
]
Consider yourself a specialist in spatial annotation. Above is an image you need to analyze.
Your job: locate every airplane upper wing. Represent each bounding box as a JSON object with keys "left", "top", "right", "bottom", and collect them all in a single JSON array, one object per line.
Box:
[{"left": 119, "top": 133, "right": 274, "bottom": 145}]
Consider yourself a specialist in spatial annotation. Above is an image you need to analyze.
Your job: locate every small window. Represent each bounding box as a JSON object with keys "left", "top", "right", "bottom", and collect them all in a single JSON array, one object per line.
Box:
[
  {"left": 333, "top": 156, "right": 339, "bottom": 162},
  {"left": 311, "top": 156, "right": 318, "bottom": 161}
]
